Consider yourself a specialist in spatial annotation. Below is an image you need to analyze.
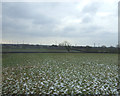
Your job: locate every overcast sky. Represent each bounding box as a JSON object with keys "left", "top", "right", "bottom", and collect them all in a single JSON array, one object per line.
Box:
[{"left": 2, "top": 0, "right": 118, "bottom": 46}]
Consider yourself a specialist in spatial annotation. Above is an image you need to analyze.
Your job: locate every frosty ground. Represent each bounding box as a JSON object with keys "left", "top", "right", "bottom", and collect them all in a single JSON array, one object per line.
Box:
[{"left": 2, "top": 53, "right": 118, "bottom": 94}]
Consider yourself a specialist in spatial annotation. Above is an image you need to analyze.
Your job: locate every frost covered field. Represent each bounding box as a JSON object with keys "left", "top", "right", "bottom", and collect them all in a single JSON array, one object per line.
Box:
[{"left": 2, "top": 53, "right": 118, "bottom": 94}]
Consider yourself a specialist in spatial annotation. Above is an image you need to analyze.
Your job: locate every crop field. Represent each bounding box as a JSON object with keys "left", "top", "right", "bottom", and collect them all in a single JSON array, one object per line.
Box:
[{"left": 2, "top": 53, "right": 118, "bottom": 95}]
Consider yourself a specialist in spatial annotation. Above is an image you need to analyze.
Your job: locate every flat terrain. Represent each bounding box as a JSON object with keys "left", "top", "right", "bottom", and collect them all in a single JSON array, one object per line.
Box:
[
  {"left": 2, "top": 48, "right": 69, "bottom": 53},
  {"left": 2, "top": 53, "right": 118, "bottom": 94}
]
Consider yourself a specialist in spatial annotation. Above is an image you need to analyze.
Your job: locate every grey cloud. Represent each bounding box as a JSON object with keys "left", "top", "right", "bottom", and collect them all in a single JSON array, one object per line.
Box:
[
  {"left": 2, "top": 2, "right": 117, "bottom": 46},
  {"left": 33, "top": 15, "right": 57, "bottom": 25},
  {"left": 55, "top": 25, "right": 102, "bottom": 38},
  {"left": 82, "top": 15, "right": 92, "bottom": 23},
  {"left": 82, "top": 2, "right": 101, "bottom": 14},
  {"left": 2, "top": 3, "right": 32, "bottom": 19},
  {"left": 63, "top": 26, "right": 76, "bottom": 32}
]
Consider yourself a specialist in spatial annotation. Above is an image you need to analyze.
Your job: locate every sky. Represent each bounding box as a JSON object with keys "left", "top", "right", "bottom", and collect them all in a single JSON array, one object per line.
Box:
[{"left": 2, "top": 0, "right": 119, "bottom": 46}]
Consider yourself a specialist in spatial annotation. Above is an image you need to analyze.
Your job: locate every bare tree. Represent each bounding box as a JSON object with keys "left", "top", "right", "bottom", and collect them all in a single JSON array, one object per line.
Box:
[{"left": 59, "top": 41, "right": 71, "bottom": 52}]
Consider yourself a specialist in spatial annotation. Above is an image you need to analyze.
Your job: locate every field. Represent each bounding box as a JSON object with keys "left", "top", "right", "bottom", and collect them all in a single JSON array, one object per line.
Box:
[
  {"left": 2, "top": 53, "right": 118, "bottom": 94},
  {"left": 2, "top": 48, "right": 69, "bottom": 53}
]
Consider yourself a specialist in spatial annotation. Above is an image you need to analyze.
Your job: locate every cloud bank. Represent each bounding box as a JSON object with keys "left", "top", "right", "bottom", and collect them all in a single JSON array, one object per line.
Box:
[{"left": 2, "top": 1, "right": 118, "bottom": 46}]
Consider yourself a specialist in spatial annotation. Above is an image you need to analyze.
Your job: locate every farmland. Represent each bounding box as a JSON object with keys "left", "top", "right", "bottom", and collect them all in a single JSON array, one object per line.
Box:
[{"left": 2, "top": 53, "right": 118, "bottom": 94}]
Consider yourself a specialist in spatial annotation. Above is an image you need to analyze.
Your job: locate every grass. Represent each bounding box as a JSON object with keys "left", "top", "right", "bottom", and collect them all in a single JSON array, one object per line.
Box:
[
  {"left": 2, "top": 53, "right": 118, "bottom": 94},
  {"left": 2, "top": 48, "right": 68, "bottom": 52},
  {"left": 2, "top": 47, "right": 81, "bottom": 53}
]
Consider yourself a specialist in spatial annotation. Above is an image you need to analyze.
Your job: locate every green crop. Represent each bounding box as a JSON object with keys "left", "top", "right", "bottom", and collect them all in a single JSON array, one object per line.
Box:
[{"left": 2, "top": 53, "right": 118, "bottom": 95}]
